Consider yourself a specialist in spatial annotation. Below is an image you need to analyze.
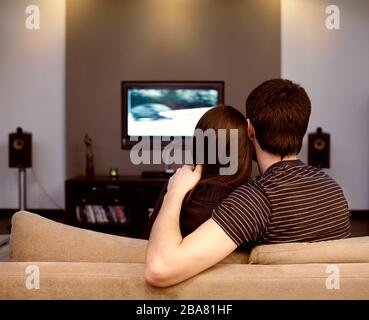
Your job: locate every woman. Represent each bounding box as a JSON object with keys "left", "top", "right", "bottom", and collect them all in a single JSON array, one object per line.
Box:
[{"left": 143, "top": 105, "right": 253, "bottom": 239}]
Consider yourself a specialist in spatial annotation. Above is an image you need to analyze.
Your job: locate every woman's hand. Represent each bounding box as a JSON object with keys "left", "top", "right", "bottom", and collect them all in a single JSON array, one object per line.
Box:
[{"left": 166, "top": 165, "right": 203, "bottom": 198}]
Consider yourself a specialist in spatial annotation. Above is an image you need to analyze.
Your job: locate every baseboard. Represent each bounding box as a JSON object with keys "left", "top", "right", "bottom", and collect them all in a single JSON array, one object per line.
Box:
[{"left": 350, "top": 210, "right": 369, "bottom": 219}]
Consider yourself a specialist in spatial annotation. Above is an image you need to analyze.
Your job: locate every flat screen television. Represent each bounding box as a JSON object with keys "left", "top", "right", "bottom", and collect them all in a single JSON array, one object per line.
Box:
[{"left": 121, "top": 81, "right": 224, "bottom": 149}]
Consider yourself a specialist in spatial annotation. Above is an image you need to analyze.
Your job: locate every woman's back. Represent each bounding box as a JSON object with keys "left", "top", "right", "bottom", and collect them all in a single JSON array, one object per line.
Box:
[{"left": 143, "top": 182, "right": 233, "bottom": 239}]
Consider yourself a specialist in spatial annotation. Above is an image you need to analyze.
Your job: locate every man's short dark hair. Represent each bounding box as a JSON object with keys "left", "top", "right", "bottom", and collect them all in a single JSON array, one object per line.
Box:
[{"left": 246, "top": 79, "right": 311, "bottom": 158}]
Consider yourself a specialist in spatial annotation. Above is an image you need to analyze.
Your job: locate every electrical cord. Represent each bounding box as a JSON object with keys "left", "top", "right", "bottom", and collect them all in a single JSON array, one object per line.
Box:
[{"left": 30, "top": 168, "right": 63, "bottom": 209}]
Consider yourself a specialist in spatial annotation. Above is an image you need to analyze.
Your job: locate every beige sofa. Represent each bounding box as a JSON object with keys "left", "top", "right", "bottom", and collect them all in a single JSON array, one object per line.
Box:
[{"left": 1, "top": 211, "right": 369, "bottom": 300}]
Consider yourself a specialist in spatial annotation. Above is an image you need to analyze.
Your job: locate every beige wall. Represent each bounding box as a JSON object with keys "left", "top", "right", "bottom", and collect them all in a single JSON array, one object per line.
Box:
[
  {"left": 0, "top": 0, "right": 66, "bottom": 209},
  {"left": 282, "top": 0, "right": 369, "bottom": 209},
  {"left": 66, "top": 0, "right": 281, "bottom": 178}
]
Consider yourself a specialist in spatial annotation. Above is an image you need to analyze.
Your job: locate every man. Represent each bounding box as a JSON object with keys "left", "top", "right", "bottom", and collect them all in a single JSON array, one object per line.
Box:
[{"left": 145, "top": 79, "right": 351, "bottom": 288}]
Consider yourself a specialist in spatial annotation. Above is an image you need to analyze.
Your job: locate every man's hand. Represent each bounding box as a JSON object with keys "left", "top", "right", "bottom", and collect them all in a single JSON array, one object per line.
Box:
[{"left": 167, "top": 165, "right": 202, "bottom": 198}]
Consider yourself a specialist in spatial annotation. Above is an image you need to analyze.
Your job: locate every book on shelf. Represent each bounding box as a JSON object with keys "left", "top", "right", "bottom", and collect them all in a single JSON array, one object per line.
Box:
[
  {"left": 95, "top": 205, "right": 104, "bottom": 223},
  {"left": 76, "top": 206, "right": 82, "bottom": 223},
  {"left": 82, "top": 205, "right": 94, "bottom": 224},
  {"left": 115, "top": 206, "right": 127, "bottom": 224},
  {"left": 76, "top": 205, "right": 127, "bottom": 225},
  {"left": 107, "top": 206, "right": 118, "bottom": 223},
  {"left": 98, "top": 205, "right": 109, "bottom": 223},
  {"left": 87, "top": 205, "right": 97, "bottom": 224}
]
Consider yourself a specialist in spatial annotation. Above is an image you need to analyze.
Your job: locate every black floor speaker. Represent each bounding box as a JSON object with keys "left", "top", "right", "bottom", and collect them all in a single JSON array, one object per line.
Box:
[
  {"left": 9, "top": 127, "right": 32, "bottom": 168},
  {"left": 308, "top": 127, "right": 330, "bottom": 169}
]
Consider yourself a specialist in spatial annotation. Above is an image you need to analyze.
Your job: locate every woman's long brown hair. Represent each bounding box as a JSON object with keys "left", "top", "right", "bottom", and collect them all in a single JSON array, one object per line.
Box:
[{"left": 186, "top": 105, "right": 252, "bottom": 201}]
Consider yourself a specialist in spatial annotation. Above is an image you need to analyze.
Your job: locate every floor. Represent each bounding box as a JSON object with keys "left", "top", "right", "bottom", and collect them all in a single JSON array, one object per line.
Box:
[
  {"left": 0, "top": 244, "right": 9, "bottom": 262},
  {"left": 0, "top": 235, "right": 10, "bottom": 262}
]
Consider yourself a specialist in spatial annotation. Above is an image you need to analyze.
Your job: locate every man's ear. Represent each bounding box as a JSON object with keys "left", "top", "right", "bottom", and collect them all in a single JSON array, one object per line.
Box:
[{"left": 247, "top": 119, "right": 255, "bottom": 142}]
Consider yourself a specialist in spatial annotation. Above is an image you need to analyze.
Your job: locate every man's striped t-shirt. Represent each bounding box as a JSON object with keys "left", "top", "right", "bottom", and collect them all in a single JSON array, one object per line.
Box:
[{"left": 212, "top": 160, "right": 351, "bottom": 246}]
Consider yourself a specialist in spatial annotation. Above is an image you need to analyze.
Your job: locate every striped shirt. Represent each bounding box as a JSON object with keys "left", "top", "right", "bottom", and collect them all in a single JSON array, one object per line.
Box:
[{"left": 212, "top": 160, "right": 351, "bottom": 246}]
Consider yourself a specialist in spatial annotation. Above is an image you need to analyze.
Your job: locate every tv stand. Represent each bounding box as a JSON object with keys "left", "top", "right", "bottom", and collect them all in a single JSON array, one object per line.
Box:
[{"left": 65, "top": 175, "right": 169, "bottom": 238}]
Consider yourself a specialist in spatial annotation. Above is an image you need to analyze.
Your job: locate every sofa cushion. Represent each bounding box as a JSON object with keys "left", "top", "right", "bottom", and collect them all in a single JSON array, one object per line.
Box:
[
  {"left": 9, "top": 211, "right": 249, "bottom": 264},
  {"left": 249, "top": 237, "right": 369, "bottom": 264}
]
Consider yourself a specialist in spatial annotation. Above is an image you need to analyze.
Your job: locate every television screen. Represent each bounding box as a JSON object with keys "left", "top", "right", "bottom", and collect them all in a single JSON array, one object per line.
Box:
[{"left": 122, "top": 81, "right": 224, "bottom": 148}]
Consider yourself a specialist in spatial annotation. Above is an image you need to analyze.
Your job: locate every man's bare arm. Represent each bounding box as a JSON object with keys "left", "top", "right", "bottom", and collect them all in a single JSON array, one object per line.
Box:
[{"left": 144, "top": 165, "right": 237, "bottom": 288}]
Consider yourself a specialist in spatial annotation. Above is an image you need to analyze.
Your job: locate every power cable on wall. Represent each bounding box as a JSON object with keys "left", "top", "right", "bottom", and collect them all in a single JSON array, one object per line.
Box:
[{"left": 30, "top": 168, "right": 63, "bottom": 209}]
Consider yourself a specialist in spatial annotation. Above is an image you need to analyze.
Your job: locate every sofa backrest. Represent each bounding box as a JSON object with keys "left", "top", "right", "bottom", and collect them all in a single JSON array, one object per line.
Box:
[
  {"left": 11, "top": 211, "right": 369, "bottom": 266},
  {"left": 9, "top": 211, "right": 249, "bottom": 264}
]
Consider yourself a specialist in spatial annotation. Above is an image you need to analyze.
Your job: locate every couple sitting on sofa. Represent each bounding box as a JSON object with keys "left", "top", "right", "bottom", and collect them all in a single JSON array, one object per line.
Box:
[{"left": 143, "top": 79, "right": 351, "bottom": 288}]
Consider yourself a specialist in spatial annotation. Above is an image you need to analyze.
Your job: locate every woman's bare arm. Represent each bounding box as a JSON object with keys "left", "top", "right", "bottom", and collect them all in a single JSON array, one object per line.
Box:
[{"left": 145, "top": 165, "right": 237, "bottom": 288}]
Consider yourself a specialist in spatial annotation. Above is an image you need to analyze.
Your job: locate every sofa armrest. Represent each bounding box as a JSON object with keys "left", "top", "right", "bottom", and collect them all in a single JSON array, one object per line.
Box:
[{"left": 10, "top": 211, "right": 148, "bottom": 263}]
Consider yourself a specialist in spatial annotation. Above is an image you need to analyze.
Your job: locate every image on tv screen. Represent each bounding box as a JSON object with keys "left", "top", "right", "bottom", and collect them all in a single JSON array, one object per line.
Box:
[{"left": 127, "top": 88, "right": 219, "bottom": 137}]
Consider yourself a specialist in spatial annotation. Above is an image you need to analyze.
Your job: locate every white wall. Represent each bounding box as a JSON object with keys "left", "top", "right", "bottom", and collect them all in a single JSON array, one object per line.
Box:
[
  {"left": 282, "top": 0, "right": 369, "bottom": 210},
  {"left": 0, "top": 0, "right": 66, "bottom": 209}
]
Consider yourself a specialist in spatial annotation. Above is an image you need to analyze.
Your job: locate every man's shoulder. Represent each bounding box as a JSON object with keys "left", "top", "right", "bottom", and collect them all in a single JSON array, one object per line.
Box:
[
  {"left": 259, "top": 160, "right": 340, "bottom": 186},
  {"left": 225, "top": 177, "right": 270, "bottom": 206},
  {"left": 255, "top": 160, "right": 348, "bottom": 208},
  {"left": 232, "top": 177, "right": 265, "bottom": 194}
]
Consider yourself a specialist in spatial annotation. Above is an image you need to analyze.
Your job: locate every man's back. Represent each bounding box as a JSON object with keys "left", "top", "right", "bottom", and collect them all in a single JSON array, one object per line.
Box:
[
  {"left": 145, "top": 80, "right": 353, "bottom": 288},
  {"left": 212, "top": 160, "right": 351, "bottom": 246}
]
